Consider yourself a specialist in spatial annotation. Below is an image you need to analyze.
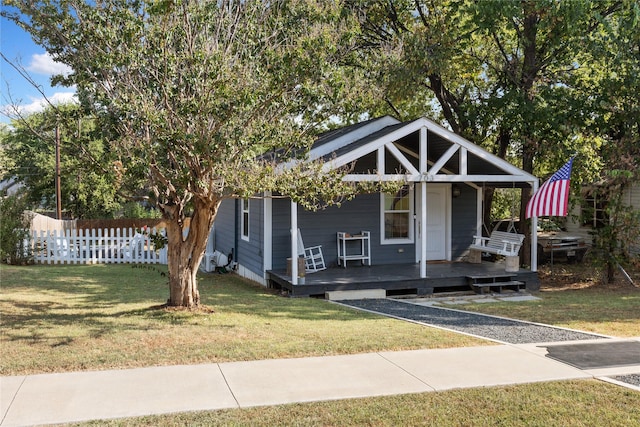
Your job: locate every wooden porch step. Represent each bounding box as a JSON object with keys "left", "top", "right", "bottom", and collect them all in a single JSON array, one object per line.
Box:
[
  {"left": 468, "top": 280, "right": 526, "bottom": 294},
  {"left": 325, "top": 289, "right": 386, "bottom": 301},
  {"left": 466, "top": 275, "right": 525, "bottom": 294}
]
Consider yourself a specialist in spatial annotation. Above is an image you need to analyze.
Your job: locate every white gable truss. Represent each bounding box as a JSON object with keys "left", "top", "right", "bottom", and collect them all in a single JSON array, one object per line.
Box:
[{"left": 316, "top": 117, "right": 537, "bottom": 186}]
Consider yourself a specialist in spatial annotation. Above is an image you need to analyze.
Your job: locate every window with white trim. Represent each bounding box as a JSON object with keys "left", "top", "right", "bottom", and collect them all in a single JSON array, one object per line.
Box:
[
  {"left": 381, "top": 185, "right": 414, "bottom": 244},
  {"left": 241, "top": 198, "right": 250, "bottom": 241}
]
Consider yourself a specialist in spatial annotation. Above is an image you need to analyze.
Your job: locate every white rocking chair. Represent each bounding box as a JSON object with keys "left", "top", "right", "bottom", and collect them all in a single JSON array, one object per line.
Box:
[{"left": 297, "top": 229, "right": 326, "bottom": 273}]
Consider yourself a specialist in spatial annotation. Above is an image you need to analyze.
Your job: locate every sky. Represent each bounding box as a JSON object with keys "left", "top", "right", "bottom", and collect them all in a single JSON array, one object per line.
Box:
[{"left": 1, "top": 13, "right": 77, "bottom": 125}]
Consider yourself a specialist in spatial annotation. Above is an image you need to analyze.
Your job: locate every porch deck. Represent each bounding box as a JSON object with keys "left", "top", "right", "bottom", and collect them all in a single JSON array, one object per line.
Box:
[{"left": 267, "top": 261, "right": 540, "bottom": 298}]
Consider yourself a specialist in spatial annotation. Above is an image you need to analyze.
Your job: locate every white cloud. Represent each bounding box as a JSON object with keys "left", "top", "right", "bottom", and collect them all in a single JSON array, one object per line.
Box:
[
  {"left": 27, "top": 52, "right": 73, "bottom": 77},
  {"left": 1, "top": 91, "right": 78, "bottom": 120}
]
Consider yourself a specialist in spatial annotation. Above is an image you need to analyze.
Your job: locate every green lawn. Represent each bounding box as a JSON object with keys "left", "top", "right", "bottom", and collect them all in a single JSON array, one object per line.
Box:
[
  {"left": 2, "top": 263, "right": 639, "bottom": 426},
  {"left": 0, "top": 264, "right": 484, "bottom": 376},
  {"left": 445, "top": 265, "right": 640, "bottom": 337},
  {"left": 68, "top": 380, "right": 640, "bottom": 426}
]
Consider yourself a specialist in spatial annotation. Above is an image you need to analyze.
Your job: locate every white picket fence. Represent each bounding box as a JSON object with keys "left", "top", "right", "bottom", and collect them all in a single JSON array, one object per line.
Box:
[{"left": 30, "top": 228, "right": 168, "bottom": 265}]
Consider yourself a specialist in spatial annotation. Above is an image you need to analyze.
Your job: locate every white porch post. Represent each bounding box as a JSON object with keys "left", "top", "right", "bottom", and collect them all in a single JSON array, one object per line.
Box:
[
  {"left": 291, "top": 200, "right": 298, "bottom": 285},
  {"left": 419, "top": 126, "right": 428, "bottom": 278},
  {"left": 477, "top": 187, "right": 484, "bottom": 237},
  {"left": 420, "top": 182, "right": 427, "bottom": 278},
  {"left": 530, "top": 181, "right": 539, "bottom": 272},
  {"left": 531, "top": 216, "right": 538, "bottom": 272}
]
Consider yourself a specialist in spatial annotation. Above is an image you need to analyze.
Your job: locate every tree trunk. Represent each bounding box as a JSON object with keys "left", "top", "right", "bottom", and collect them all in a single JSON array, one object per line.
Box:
[
  {"left": 163, "top": 197, "right": 221, "bottom": 308},
  {"left": 520, "top": 140, "right": 536, "bottom": 266},
  {"left": 517, "top": 5, "right": 540, "bottom": 267}
]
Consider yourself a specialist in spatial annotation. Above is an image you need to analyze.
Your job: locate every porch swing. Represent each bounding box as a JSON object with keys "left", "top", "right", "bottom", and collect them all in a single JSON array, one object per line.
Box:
[
  {"left": 501, "top": 182, "right": 521, "bottom": 234},
  {"left": 469, "top": 182, "right": 524, "bottom": 258}
]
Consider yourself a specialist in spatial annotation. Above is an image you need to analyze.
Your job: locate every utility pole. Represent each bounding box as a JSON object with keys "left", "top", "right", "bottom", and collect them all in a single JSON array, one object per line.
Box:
[{"left": 55, "top": 124, "right": 62, "bottom": 219}]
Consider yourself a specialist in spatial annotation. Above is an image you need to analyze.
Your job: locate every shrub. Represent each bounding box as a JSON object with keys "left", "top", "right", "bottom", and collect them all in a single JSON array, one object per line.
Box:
[{"left": 0, "top": 194, "right": 33, "bottom": 264}]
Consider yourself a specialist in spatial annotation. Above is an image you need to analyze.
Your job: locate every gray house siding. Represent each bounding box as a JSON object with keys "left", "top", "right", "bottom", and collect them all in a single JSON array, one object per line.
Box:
[
  {"left": 213, "top": 199, "right": 236, "bottom": 257},
  {"left": 272, "top": 198, "right": 292, "bottom": 271},
  {"left": 214, "top": 198, "right": 264, "bottom": 277},
  {"left": 451, "top": 184, "right": 478, "bottom": 260},
  {"left": 566, "top": 181, "right": 640, "bottom": 256},
  {"left": 237, "top": 198, "right": 264, "bottom": 276},
  {"left": 272, "top": 193, "right": 414, "bottom": 271},
  {"left": 225, "top": 187, "right": 478, "bottom": 274}
]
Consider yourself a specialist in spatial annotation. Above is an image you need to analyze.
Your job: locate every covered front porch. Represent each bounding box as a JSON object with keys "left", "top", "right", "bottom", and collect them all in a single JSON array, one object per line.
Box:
[
  {"left": 283, "top": 116, "right": 540, "bottom": 287},
  {"left": 268, "top": 261, "right": 539, "bottom": 298}
]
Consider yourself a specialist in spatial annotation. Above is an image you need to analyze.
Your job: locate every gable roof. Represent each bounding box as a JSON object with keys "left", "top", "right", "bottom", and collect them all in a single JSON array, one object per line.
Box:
[
  {"left": 312, "top": 116, "right": 537, "bottom": 188},
  {"left": 310, "top": 116, "right": 400, "bottom": 160}
]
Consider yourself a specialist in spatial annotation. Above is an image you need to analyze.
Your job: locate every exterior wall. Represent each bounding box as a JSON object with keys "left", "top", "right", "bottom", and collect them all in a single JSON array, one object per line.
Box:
[
  {"left": 566, "top": 181, "right": 640, "bottom": 255},
  {"left": 624, "top": 182, "right": 640, "bottom": 256},
  {"left": 237, "top": 198, "right": 264, "bottom": 278},
  {"left": 219, "top": 185, "right": 479, "bottom": 278},
  {"left": 451, "top": 184, "right": 478, "bottom": 260},
  {"left": 214, "top": 198, "right": 267, "bottom": 284},
  {"left": 272, "top": 197, "right": 292, "bottom": 271},
  {"left": 273, "top": 193, "right": 415, "bottom": 270},
  {"left": 271, "top": 188, "right": 478, "bottom": 271},
  {"left": 213, "top": 199, "right": 236, "bottom": 257},
  {"left": 565, "top": 203, "right": 595, "bottom": 245},
  {"left": 625, "top": 181, "right": 640, "bottom": 209}
]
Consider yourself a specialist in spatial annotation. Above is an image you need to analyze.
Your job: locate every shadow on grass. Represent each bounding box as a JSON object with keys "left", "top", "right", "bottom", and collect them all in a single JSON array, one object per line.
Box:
[{"left": 0, "top": 264, "right": 375, "bottom": 347}]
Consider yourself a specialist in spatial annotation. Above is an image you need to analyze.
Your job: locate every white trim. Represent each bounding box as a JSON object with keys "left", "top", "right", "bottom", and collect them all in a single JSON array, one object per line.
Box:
[
  {"left": 415, "top": 184, "right": 450, "bottom": 267},
  {"left": 476, "top": 187, "right": 484, "bottom": 237},
  {"left": 413, "top": 117, "right": 535, "bottom": 178},
  {"left": 396, "top": 143, "right": 419, "bottom": 161},
  {"left": 420, "top": 183, "right": 427, "bottom": 277},
  {"left": 385, "top": 142, "right": 420, "bottom": 175},
  {"left": 342, "top": 174, "right": 534, "bottom": 183},
  {"left": 460, "top": 147, "right": 468, "bottom": 175},
  {"left": 291, "top": 201, "right": 298, "bottom": 285},
  {"left": 321, "top": 117, "right": 537, "bottom": 183},
  {"left": 423, "top": 175, "right": 535, "bottom": 183},
  {"left": 531, "top": 181, "right": 539, "bottom": 272},
  {"left": 241, "top": 198, "right": 250, "bottom": 242},
  {"left": 377, "top": 147, "right": 385, "bottom": 175},
  {"left": 419, "top": 127, "right": 427, "bottom": 174},
  {"left": 237, "top": 264, "right": 268, "bottom": 286},
  {"left": 343, "top": 174, "right": 413, "bottom": 182},
  {"left": 380, "top": 185, "right": 415, "bottom": 245},
  {"left": 429, "top": 144, "right": 459, "bottom": 175},
  {"left": 321, "top": 119, "right": 427, "bottom": 172}
]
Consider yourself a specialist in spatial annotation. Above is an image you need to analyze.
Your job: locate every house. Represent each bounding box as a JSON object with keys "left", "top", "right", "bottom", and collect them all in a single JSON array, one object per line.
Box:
[
  {"left": 211, "top": 116, "right": 541, "bottom": 297},
  {"left": 566, "top": 180, "right": 640, "bottom": 257}
]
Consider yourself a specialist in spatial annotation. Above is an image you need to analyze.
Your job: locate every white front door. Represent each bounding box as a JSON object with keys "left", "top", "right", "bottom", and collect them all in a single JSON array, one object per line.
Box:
[{"left": 415, "top": 184, "right": 448, "bottom": 261}]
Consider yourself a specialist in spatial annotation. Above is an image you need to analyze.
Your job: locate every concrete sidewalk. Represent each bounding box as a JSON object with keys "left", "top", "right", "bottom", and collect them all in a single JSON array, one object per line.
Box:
[{"left": 3, "top": 341, "right": 639, "bottom": 427}]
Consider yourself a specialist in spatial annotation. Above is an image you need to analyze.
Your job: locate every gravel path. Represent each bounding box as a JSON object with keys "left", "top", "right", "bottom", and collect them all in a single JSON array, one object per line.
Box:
[
  {"left": 340, "top": 298, "right": 609, "bottom": 344},
  {"left": 612, "top": 374, "right": 640, "bottom": 387}
]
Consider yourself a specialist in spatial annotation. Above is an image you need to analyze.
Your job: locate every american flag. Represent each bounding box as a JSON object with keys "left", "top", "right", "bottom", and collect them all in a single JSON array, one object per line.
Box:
[{"left": 525, "top": 158, "right": 574, "bottom": 218}]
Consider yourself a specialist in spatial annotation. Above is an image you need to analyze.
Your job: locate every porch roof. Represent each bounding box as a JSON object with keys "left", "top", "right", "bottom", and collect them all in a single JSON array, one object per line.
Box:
[{"left": 311, "top": 116, "right": 537, "bottom": 189}]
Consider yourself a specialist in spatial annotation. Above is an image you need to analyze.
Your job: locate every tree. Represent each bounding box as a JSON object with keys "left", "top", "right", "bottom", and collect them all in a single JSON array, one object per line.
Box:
[
  {"left": 1, "top": 104, "right": 127, "bottom": 218},
  {"left": 351, "top": 0, "right": 624, "bottom": 264},
  {"left": 0, "top": 193, "right": 32, "bottom": 264},
  {"left": 576, "top": 0, "right": 640, "bottom": 283},
  {"left": 3, "top": 0, "right": 368, "bottom": 308}
]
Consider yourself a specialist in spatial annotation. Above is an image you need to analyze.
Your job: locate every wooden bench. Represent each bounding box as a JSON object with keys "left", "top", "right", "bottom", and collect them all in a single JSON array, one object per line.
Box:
[{"left": 469, "top": 231, "right": 525, "bottom": 257}]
